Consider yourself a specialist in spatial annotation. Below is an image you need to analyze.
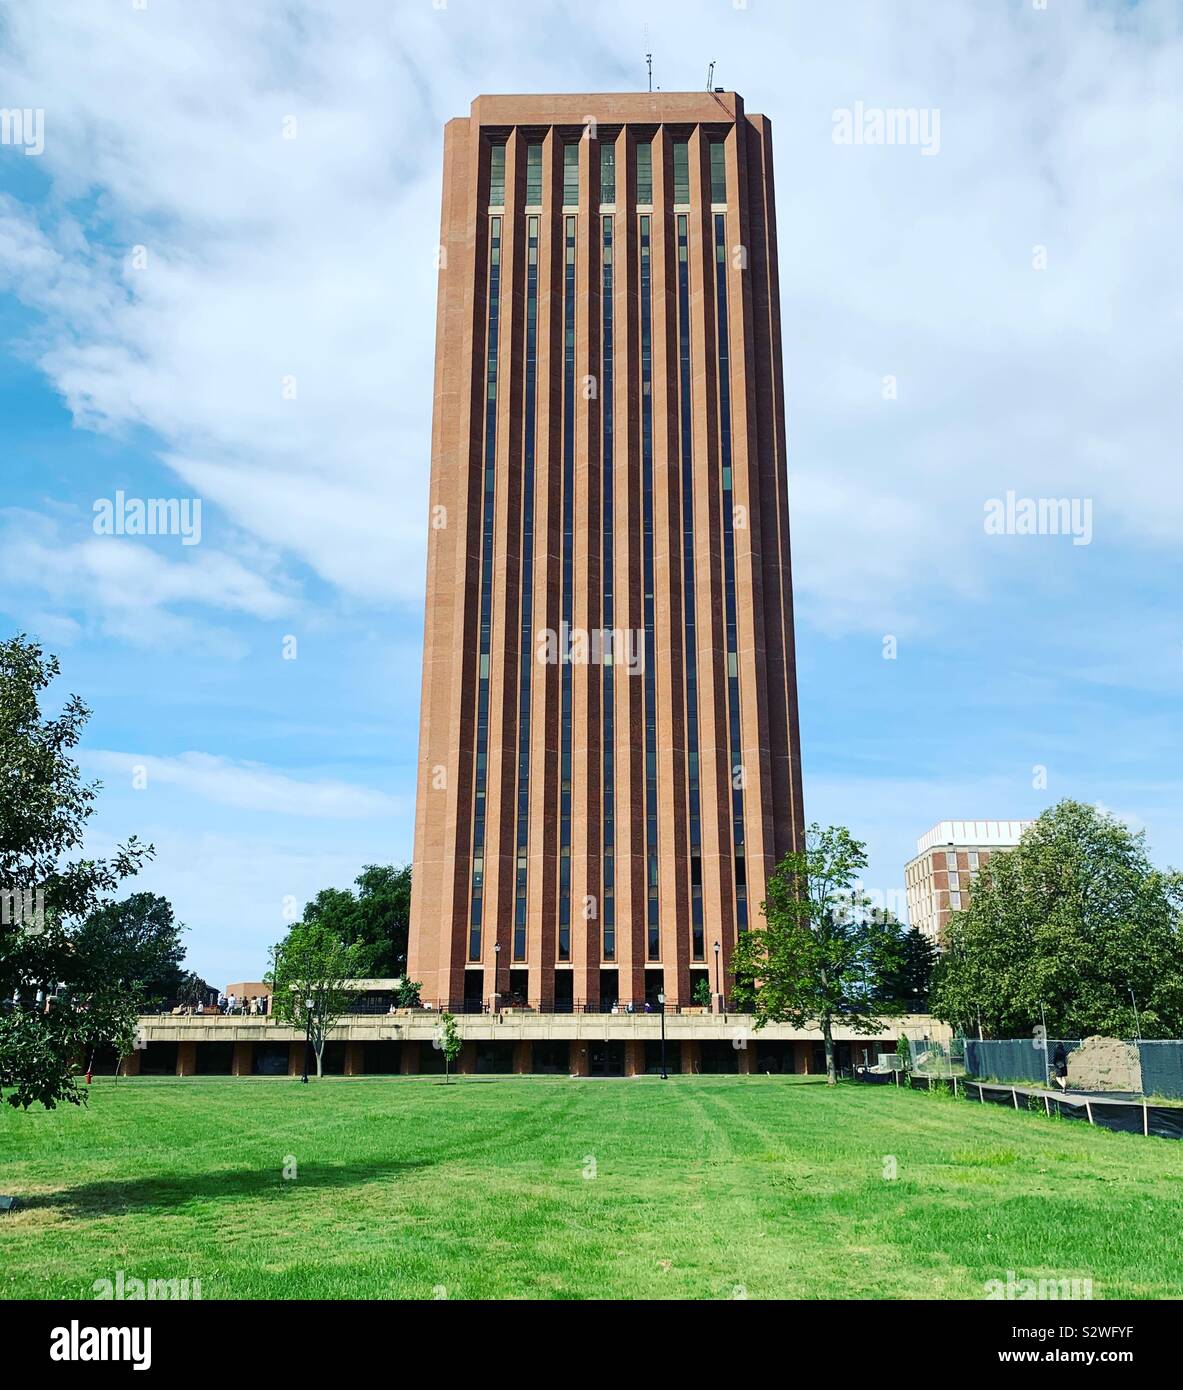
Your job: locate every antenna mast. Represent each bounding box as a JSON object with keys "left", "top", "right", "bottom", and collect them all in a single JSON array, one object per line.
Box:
[{"left": 706, "top": 60, "right": 716, "bottom": 91}]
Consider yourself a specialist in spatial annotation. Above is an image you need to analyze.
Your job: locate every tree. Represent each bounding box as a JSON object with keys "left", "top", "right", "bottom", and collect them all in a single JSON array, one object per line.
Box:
[
  {"left": 931, "top": 800, "right": 1183, "bottom": 1038},
  {"left": 74, "top": 893, "right": 186, "bottom": 1009},
  {"left": 266, "top": 921, "right": 364, "bottom": 1078},
  {"left": 300, "top": 864, "right": 412, "bottom": 977},
  {"left": 877, "top": 922, "right": 938, "bottom": 1009},
  {"left": 730, "top": 824, "right": 904, "bottom": 1085},
  {"left": 396, "top": 977, "right": 422, "bottom": 1008},
  {"left": 435, "top": 1011, "right": 462, "bottom": 1083},
  {"left": 0, "top": 635, "right": 152, "bottom": 1109}
]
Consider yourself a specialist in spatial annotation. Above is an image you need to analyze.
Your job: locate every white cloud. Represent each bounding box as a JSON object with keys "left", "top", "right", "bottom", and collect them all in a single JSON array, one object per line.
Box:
[
  {"left": 80, "top": 749, "right": 404, "bottom": 820},
  {"left": 0, "top": 1, "right": 1179, "bottom": 633},
  {"left": 0, "top": 508, "right": 291, "bottom": 649}
]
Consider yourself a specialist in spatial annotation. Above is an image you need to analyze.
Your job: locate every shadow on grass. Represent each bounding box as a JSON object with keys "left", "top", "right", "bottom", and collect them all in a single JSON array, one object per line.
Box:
[{"left": 18, "top": 1156, "right": 437, "bottom": 1218}]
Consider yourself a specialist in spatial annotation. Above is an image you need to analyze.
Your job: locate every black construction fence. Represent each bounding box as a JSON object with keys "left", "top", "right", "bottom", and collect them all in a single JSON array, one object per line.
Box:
[
  {"left": 964, "top": 1037, "right": 1183, "bottom": 1099},
  {"left": 857, "top": 1041, "right": 1183, "bottom": 1141}
]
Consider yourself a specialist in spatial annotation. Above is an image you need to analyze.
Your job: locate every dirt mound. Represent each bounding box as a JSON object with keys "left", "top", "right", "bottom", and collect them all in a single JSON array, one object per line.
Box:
[{"left": 1067, "top": 1036, "right": 1142, "bottom": 1093}]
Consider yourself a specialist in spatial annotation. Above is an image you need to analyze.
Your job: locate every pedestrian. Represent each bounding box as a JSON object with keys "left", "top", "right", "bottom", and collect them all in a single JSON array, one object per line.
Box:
[{"left": 1051, "top": 1042, "right": 1069, "bottom": 1091}]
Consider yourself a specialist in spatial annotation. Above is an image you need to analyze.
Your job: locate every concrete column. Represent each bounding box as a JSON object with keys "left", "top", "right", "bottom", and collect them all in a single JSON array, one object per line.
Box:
[
  {"left": 231, "top": 1041, "right": 252, "bottom": 1077},
  {"left": 513, "top": 1039, "right": 532, "bottom": 1075},
  {"left": 736, "top": 1042, "right": 754, "bottom": 1075},
  {"left": 569, "top": 1039, "right": 589, "bottom": 1076},
  {"left": 343, "top": 1041, "right": 364, "bottom": 1077},
  {"left": 623, "top": 1039, "right": 644, "bottom": 1077},
  {"left": 176, "top": 1040, "right": 197, "bottom": 1077}
]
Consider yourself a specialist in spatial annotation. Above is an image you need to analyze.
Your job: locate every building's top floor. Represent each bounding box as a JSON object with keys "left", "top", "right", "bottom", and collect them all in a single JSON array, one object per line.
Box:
[
  {"left": 462, "top": 90, "right": 757, "bottom": 132},
  {"left": 914, "top": 820, "right": 1035, "bottom": 856}
]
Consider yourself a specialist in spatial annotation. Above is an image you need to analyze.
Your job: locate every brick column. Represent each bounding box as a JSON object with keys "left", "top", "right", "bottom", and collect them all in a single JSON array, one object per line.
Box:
[
  {"left": 231, "top": 1041, "right": 252, "bottom": 1077},
  {"left": 288, "top": 1042, "right": 304, "bottom": 1076},
  {"left": 682, "top": 1039, "right": 701, "bottom": 1075},
  {"left": 569, "top": 1039, "right": 589, "bottom": 1076},
  {"left": 456, "top": 1041, "right": 476, "bottom": 1076},
  {"left": 794, "top": 1041, "right": 810, "bottom": 1074},
  {"left": 400, "top": 1043, "right": 420, "bottom": 1074},
  {"left": 513, "top": 1040, "right": 532, "bottom": 1075},
  {"left": 736, "top": 1042, "right": 754, "bottom": 1075},
  {"left": 176, "top": 1040, "right": 197, "bottom": 1077},
  {"left": 623, "top": 1040, "right": 644, "bottom": 1077},
  {"left": 343, "top": 1041, "right": 364, "bottom": 1077},
  {"left": 120, "top": 1051, "right": 141, "bottom": 1077}
]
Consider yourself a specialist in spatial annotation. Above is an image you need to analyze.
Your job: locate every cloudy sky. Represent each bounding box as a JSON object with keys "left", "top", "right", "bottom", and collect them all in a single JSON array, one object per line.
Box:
[{"left": 1, "top": 0, "right": 1179, "bottom": 983}]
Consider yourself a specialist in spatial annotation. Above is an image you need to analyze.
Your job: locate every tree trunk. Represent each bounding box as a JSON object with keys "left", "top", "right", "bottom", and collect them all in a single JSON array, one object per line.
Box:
[
  {"left": 822, "top": 1016, "right": 836, "bottom": 1086},
  {"left": 314, "top": 1041, "right": 324, "bottom": 1079}
]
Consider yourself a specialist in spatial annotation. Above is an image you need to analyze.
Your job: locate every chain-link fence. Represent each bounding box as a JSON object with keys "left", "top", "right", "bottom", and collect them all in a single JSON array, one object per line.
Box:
[
  {"left": 964, "top": 1038, "right": 1183, "bottom": 1100},
  {"left": 907, "top": 1036, "right": 966, "bottom": 1078}
]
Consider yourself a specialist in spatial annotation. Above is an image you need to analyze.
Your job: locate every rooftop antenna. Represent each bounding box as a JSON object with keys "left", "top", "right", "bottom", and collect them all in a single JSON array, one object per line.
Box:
[
  {"left": 644, "top": 23, "right": 652, "bottom": 92},
  {"left": 706, "top": 60, "right": 716, "bottom": 92}
]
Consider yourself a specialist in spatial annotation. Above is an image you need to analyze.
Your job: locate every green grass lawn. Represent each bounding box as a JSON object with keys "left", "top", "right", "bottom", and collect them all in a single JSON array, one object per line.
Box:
[{"left": 2, "top": 1074, "right": 1181, "bottom": 1300}]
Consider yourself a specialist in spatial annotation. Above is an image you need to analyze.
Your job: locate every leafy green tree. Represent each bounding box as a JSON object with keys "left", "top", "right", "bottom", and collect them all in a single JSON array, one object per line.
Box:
[
  {"left": 266, "top": 921, "right": 364, "bottom": 1078},
  {"left": 877, "top": 922, "right": 938, "bottom": 1009},
  {"left": 435, "top": 1011, "right": 462, "bottom": 1083},
  {"left": 300, "top": 864, "right": 412, "bottom": 977},
  {"left": 74, "top": 893, "right": 186, "bottom": 1009},
  {"left": 731, "top": 825, "right": 904, "bottom": 1085},
  {"left": 0, "top": 635, "right": 152, "bottom": 1109},
  {"left": 931, "top": 800, "right": 1183, "bottom": 1038},
  {"left": 396, "top": 977, "right": 422, "bottom": 1008},
  {"left": 691, "top": 977, "right": 712, "bottom": 1008}
]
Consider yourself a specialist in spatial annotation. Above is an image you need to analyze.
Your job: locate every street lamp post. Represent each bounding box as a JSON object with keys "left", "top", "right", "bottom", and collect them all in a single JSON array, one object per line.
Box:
[
  {"left": 713, "top": 940, "right": 722, "bottom": 1013},
  {"left": 301, "top": 996, "right": 314, "bottom": 1083},
  {"left": 493, "top": 941, "right": 501, "bottom": 1016},
  {"left": 658, "top": 990, "right": 668, "bottom": 1080}
]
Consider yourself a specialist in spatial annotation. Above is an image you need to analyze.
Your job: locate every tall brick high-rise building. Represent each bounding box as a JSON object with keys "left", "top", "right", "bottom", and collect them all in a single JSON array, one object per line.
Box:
[{"left": 408, "top": 91, "right": 804, "bottom": 1016}]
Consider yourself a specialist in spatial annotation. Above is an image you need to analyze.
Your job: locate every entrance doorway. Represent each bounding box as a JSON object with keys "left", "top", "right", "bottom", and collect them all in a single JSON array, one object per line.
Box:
[{"left": 589, "top": 1042, "right": 624, "bottom": 1076}]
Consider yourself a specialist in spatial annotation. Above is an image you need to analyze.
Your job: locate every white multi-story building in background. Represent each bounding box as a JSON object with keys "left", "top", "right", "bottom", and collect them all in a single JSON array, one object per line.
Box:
[{"left": 905, "top": 820, "right": 1035, "bottom": 944}]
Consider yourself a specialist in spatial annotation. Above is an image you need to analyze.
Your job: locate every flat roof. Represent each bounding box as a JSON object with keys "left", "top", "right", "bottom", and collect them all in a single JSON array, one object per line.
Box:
[
  {"left": 466, "top": 91, "right": 755, "bottom": 128},
  {"left": 915, "top": 820, "right": 1035, "bottom": 854}
]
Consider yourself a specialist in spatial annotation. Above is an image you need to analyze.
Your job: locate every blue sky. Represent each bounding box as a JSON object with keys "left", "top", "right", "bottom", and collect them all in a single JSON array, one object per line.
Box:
[{"left": 1, "top": 0, "right": 1180, "bottom": 984}]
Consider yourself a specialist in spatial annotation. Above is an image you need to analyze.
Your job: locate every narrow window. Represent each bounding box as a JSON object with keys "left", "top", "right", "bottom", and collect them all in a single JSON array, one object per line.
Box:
[
  {"left": 469, "top": 215, "right": 502, "bottom": 961},
  {"left": 673, "top": 138, "right": 690, "bottom": 204},
  {"left": 563, "top": 143, "right": 579, "bottom": 205},
  {"left": 599, "top": 140, "right": 616, "bottom": 204},
  {"left": 526, "top": 142, "right": 542, "bottom": 205},
  {"left": 601, "top": 212, "right": 616, "bottom": 962},
  {"left": 513, "top": 214, "right": 540, "bottom": 961},
  {"left": 709, "top": 140, "right": 726, "bottom": 203},
  {"left": 636, "top": 140, "right": 652, "bottom": 204},
  {"left": 489, "top": 141, "right": 506, "bottom": 206}
]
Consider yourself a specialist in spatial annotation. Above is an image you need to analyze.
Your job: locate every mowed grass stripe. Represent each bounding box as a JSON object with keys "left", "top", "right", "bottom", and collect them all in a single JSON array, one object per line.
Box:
[{"left": 1, "top": 1075, "right": 1180, "bottom": 1299}]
